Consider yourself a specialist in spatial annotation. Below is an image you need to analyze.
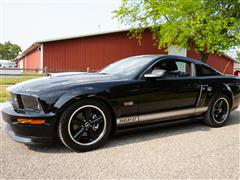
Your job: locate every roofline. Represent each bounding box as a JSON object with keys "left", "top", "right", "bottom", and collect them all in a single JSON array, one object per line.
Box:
[
  {"left": 36, "top": 28, "right": 130, "bottom": 43},
  {"left": 15, "top": 43, "right": 41, "bottom": 60},
  {"left": 221, "top": 53, "right": 239, "bottom": 62}
]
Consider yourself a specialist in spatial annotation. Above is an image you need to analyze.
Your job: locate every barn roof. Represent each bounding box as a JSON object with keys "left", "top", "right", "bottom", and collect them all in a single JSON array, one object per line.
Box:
[
  {"left": 15, "top": 43, "right": 40, "bottom": 60},
  {"left": 36, "top": 29, "right": 130, "bottom": 43},
  {"left": 16, "top": 28, "right": 238, "bottom": 62}
]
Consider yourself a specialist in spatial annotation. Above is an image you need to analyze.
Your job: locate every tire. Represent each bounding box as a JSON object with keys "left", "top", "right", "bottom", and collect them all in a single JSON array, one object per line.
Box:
[
  {"left": 204, "top": 94, "right": 231, "bottom": 127},
  {"left": 58, "top": 99, "right": 112, "bottom": 152}
]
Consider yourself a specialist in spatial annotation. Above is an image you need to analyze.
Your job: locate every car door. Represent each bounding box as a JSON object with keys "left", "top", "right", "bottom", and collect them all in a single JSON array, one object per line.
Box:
[{"left": 137, "top": 58, "right": 201, "bottom": 124}]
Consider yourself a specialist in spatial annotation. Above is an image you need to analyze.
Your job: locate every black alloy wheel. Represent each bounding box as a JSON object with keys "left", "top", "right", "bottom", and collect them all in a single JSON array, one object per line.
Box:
[
  {"left": 68, "top": 105, "right": 106, "bottom": 146},
  {"left": 204, "top": 94, "right": 231, "bottom": 127},
  {"left": 212, "top": 98, "right": 229, "bottom": 124},
  {"left": 58, "top": 99, "right": 112, "bottom": 152}
]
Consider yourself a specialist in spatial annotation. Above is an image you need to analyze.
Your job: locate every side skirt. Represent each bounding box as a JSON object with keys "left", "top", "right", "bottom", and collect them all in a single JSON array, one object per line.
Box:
[
  {"left": 116, "top": 107, "right": 208, "bottom": 126},
  {"left": 115, "top": 116, "right": 204, "bottom": 135}
]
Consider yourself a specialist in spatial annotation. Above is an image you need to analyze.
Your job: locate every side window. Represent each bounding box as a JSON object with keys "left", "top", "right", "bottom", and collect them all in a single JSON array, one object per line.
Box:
[
  {"left": 175, "top": 61, "right": 191, "bottom": 75},
  {"left": 196, "top": 64, "right": 219, "bottom": 76},
  {"left": 150, "top": 60, "right": 191, "bottom": 77}
]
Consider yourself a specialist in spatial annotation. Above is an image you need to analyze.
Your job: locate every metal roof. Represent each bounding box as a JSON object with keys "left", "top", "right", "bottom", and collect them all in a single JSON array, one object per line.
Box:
[
  {"left": 15, "top": 43, "right": 41, "bottom": 60},
  {"left": 36, "top": 28, "right": 130, "bottom": 43},
  {"left": 16, "top": 28, "right": 239, "bottom": 63},
  {"left": 222, "top": 53, "right": 240, "bottom": 63}
]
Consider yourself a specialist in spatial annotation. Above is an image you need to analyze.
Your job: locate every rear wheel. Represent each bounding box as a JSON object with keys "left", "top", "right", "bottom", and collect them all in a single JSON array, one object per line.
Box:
[
  {"left": 204, "top": 94, "right": 231, "bottom": 127},
  {"left": 58, "top": 99, "right": 112, "bottom": 152}
]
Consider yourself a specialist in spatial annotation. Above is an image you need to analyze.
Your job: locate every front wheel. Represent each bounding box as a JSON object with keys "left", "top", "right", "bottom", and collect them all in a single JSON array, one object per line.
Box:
[
  {"left": 58, "top": 99, "right": 112, "bottom": 152},
  {"left": 204, "top": 94, "right": 231, "bottom": 127}
]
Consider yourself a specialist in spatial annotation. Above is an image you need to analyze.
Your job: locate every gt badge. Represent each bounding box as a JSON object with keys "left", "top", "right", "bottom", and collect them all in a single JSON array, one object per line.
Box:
[
  {"left": 124, "top": 101, "right": 134, "bottom": 106},
  {"left": 117, "top": 116, "right": 138, "bottom": 125}
]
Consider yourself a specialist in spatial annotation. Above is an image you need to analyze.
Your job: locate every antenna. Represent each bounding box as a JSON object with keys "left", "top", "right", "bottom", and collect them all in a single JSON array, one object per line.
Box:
[{"left": 98, "top": 24, "right": 101, "bottom": 32}]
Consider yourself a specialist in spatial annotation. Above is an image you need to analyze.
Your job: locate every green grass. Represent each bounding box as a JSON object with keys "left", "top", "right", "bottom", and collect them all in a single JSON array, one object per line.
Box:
[
  {"left": 0, "top": 76, "right": 41, "bottom": 102},
  {"left": 0, "top": 86, "right": 11, "bottom": 103},
  {"left": 0, "top": 76, "right": 39, "bottom": 85}
]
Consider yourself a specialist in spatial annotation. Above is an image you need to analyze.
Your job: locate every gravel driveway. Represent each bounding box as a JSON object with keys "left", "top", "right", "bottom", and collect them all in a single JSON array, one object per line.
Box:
[{"left": 1, "top": 106, "right": 239, "bottom": 179}]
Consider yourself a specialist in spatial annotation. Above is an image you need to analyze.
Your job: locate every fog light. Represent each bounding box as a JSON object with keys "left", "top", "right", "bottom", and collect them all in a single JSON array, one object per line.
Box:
[{"left": 17, "top": 119, "right": 45, "bottom": 124}]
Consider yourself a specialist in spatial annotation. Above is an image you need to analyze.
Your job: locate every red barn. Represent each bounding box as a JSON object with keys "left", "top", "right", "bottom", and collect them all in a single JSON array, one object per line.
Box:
[{"left": 16, "top": 29, "right": 237, "bottom": 74}]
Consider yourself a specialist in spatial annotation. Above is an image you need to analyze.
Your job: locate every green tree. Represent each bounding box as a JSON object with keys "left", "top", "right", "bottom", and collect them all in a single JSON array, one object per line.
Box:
[
  {"left": 0, "top": 41, "right": 22, "bottom": 60},
  {"left": 237, "top": 49, "right": 240, "bottom": 60},
  {"left": 114, "top": 0, "right": 240, "bottom": 62}
]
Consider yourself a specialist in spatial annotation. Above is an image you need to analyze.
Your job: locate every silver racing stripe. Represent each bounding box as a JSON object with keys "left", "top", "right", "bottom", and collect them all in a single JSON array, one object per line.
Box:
[
  {"left": 139, "top": 108, "right": 195, "bottom": 122},
  {"left": 195, "top": 106, "right": 208, "bottom": 114},
  {"left": 116, "top": 107, "right": 208, "bottom": 125}
]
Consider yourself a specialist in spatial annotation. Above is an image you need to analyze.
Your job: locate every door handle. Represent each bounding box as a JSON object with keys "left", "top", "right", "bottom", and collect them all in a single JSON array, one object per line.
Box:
[
  {"left": 202, "top": 84, "right": 212, "bottom": 92},
  {"left": 192, "top": 83, "right": 201, "bottom": 89},
  {"left": 202, "top": 84, "right": 208, "bottom": 90}
]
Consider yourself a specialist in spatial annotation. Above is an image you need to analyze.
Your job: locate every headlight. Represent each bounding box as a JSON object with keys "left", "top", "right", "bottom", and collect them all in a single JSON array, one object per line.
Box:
[
  {"left": 21, "top": 95, "right": 43, "bottom": 112},
  {"left": 11, "top": 93, "right": 20, "bottom": 109}
]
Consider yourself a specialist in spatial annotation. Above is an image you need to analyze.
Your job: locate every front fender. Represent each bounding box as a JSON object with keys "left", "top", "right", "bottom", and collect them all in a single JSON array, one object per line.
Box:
[{"left": 52, "top": 86, "right": 110, "bottom": 112}]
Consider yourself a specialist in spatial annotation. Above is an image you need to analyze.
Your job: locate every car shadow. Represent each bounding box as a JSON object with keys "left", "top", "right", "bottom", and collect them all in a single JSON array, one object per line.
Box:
[{"left": 27, "top": 113, "right": 239, "bottom": 154}]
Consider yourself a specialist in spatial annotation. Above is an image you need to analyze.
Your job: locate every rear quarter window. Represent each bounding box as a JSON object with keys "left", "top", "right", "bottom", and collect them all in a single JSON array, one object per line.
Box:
[{"left": 196, "top": 64, "right": 220, "bottom": 76}]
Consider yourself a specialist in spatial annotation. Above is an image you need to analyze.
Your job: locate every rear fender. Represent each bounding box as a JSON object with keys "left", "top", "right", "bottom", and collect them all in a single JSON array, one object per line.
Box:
[
  {"left": 221, "top": 84, "right": 234, "bottom": 108},
  {"left": 199, "top": 83, "right": 233, "bottom": 108}
]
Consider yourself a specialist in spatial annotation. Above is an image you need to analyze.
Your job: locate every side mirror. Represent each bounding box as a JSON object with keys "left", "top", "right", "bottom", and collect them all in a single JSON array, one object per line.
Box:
[{"left": 144, "top": 69, "right": 167, "bottom": 79}]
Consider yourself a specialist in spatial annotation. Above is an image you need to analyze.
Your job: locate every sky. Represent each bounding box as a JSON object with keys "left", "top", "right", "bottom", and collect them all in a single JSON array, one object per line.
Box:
[
  {"left": 0, "top": 0, "right": 126, "bottom": 51},
  {"left": 0, "top": 0, "right": 238, "bottom": 58}
]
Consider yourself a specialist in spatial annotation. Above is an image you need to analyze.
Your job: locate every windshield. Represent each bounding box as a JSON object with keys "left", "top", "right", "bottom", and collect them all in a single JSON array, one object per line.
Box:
[{"left": 99, "top": 56, "right": 156, "bottom": 78}]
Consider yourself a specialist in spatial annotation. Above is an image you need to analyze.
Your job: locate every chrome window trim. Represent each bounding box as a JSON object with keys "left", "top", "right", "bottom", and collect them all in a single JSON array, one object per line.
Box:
[
  {"left": 137, "top": 57, "right": 196, "bottom": 80},
  {"left": 191, "top": 63, "right": 197, "bottom": 77}
]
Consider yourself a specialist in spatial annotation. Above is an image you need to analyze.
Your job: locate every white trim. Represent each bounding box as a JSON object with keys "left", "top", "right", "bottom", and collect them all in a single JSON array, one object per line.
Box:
[{"left": 40, "top": 44, "right": 44, "bottom": 69}]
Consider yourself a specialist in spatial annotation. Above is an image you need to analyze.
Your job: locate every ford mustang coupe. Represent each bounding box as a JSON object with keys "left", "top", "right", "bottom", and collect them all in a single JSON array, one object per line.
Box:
[{"left": 2, "top": 55, "right": 240, "bottom": 152}]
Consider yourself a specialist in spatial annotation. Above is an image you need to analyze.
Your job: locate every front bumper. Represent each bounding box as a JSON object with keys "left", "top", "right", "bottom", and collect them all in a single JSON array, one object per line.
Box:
[{"left": 2, "top": 102, "right": 57, "bottom": 145}]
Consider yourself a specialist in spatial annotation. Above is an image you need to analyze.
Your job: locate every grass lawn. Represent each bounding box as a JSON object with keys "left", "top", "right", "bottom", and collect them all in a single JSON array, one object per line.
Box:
[
  {"left": 0, "top": 86, "right": 11, "bottom": 103},
  {"left": 1, "top": 76, "right": 39, "bottom": 85},
  {"left": 0, "top": 76, "right": 40, "bottom": 103}
]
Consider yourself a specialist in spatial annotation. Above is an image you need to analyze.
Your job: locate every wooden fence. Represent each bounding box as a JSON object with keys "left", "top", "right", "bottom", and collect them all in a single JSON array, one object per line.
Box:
[
  {"left": 0, "top": 67, "right": 96, "bottom": 76},
  {"left": 0, "top": 67, "right": 48, "bottom": 76}
]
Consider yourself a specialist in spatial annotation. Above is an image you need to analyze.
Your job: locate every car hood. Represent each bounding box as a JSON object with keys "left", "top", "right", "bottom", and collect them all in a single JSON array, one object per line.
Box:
[{"left": 9, "top": 73, "right": 125, "bottom": 100}]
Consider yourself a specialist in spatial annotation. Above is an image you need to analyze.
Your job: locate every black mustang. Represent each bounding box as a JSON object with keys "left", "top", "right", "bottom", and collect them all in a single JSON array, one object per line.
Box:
[{"left": 2, "top": 55, "right": 240, "bottom": 152}]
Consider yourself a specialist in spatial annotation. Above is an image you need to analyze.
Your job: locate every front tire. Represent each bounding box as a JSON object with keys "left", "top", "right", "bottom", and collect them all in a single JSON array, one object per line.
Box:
[
  {"left": 204, "top": 94, "right": 231, "bottom": 127},
  {"left": 58, "top": 99, "right": 112, "bottom": 152}
]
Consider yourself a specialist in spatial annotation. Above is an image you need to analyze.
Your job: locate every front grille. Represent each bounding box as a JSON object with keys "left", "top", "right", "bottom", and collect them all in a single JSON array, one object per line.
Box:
[
  {"left": 21, "top": 95, "right": 40, "bottom": 111},
  {"left": 11, "top": 93, "right": 24, "bottom": 110},
  {"left": 11, "top": 93, "right": 42, "bottom": 112}
]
